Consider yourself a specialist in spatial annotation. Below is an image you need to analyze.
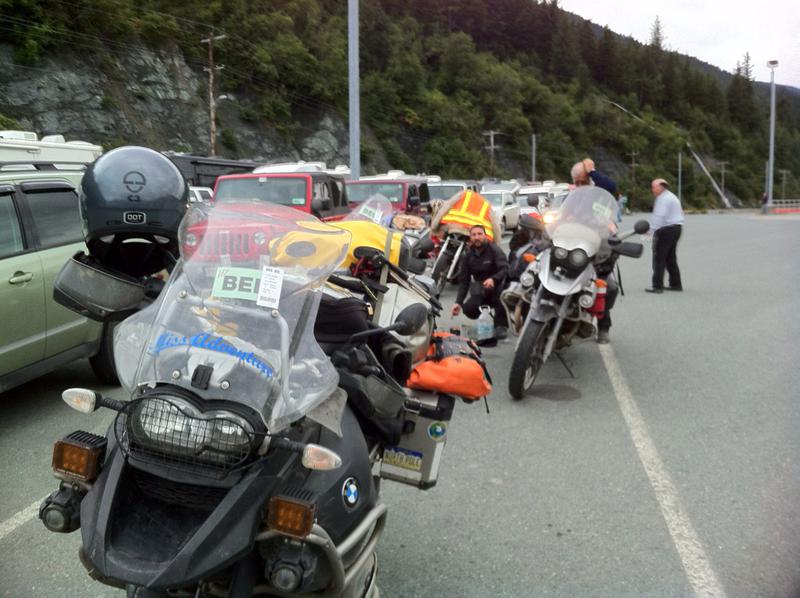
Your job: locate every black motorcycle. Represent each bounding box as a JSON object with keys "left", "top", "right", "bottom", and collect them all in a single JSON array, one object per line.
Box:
[{"left": 40, "top": 201, "right": 450, "bottom": 597}]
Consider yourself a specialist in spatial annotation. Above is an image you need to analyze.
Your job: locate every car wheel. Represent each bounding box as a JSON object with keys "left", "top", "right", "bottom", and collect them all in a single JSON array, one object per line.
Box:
[{"left": 89, "top": 322, "right": 119, "bottom": 386}]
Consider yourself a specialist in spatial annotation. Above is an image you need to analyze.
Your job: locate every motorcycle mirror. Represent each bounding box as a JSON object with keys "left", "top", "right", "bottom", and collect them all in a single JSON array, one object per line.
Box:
[
  {"left": 353, "top": 246, "right": 382, "bottom": 261},
  {"left": 62, "top": 388, "right": 99, "bottom": 413},
  {"left": 634, "top": 220, "right": 650, "bottom": 234},
  {"left": 392, "top": 303, "right": 429, "bottom": 336},
  {"left": 526, "top": 196, "right": 538, "bottom": 207},
  {"left": 301, "top": 444, "right": 342, "bottom": 471}
]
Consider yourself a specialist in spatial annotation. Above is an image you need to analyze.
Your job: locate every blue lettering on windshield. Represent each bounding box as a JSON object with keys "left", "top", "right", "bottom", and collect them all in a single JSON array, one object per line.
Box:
[{"left": 149, "top": 332, "right": 273, "bottom": 377}]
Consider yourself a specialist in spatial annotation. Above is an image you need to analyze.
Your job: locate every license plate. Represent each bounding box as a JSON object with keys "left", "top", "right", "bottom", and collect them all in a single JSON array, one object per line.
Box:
[{"left": 383, "top": 447, "right": 423, "bottom": 472}]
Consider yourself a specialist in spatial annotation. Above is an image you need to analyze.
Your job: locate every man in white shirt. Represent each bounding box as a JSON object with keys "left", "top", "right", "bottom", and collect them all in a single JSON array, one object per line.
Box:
[{"left": 646, "top": 178, "right": 684, "bottom": 293}]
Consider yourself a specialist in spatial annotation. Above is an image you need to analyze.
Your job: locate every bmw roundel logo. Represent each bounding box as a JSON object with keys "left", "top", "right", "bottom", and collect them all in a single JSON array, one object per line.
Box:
[{"left": 342, "top": 477, "right": 359, "bottom": 507}]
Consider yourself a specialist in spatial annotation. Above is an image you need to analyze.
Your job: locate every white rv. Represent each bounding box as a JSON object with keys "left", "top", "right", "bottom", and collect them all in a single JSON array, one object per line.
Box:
[{"left": 0, "top": 131, "right": 103, "bottom": 189}]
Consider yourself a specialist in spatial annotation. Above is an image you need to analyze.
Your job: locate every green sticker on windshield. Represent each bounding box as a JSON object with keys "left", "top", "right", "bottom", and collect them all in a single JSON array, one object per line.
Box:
[
  {"left": 212, "top": 267, "right": 262, "bottom": 301},
  {"left": 292, "top": 197, "right": 306, "bottom": 205}
]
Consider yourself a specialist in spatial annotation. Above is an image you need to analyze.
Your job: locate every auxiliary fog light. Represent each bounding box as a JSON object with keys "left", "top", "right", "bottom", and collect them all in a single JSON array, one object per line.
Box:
[
  {"left": 271, "top": 563, "right": 303, "bottom": 592},
  {"left": 520, "top": 272, "right": 535, "bottom": 288},
  {"left": 578, "top": 292, "right": 595, "bottom": 309},
  {"left": 52, "top": 431, "right": 107, "bottom": 482},
  {"left": 267, "top": 496, "right": 316, "bottom": 539}
]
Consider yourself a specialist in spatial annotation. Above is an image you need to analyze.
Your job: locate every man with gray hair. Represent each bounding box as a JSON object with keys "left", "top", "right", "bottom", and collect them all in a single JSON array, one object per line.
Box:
[{"left": 646, "top": 178, "right": 684, "bottom": 293}]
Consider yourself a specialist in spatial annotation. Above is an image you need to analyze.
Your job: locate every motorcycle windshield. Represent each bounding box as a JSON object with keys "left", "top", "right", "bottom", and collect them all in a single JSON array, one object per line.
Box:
[
  {"left": 546, "top": 186, "right": 618, "bottom": 252},
  {"left": 114, "top": 201, "right": 352, "bottom": 432},
  {"left": 344, "top": 195, "right": 394, "bottom": 227}
]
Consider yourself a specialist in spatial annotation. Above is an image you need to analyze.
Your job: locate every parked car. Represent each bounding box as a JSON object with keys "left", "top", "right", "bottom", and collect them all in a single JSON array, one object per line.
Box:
[
  {"left": 482, "top": 190, "right": 520, "bottom": 235},
  {"left": 481, "top": 179, "right": 521, "bottom": 194},
  {"left": 213, "top": 162, "right": 350, "bottom": 221},
  {"left": 427, "top": 179, "right": 480, "bottom": 201},
  {"left": 0, "top": 140, "right": 118, "bottom": 393},
  {"left": 188, "top": 186, "right": 213, "bottom": 203},
  {"left": 516, "top": 185, "right": 555, "bottom": 216},
  {"left": 346, "top": 170, "right": 430, "bottom": 214}
]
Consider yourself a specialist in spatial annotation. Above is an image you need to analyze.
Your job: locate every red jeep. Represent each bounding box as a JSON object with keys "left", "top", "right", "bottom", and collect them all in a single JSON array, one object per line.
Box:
[
  {"left": 345, "top": 172, "right": 430, "bottom": 215},
  {"left": 213, "top": 171, "right": 350, "bottom": 221}
]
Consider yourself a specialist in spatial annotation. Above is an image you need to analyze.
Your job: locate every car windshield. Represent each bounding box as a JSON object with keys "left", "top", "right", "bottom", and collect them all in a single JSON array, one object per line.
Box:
[
  {"left": 347, "top": 183, "right": 404, "bottom": 204},
  {"left": 428, "top": 185, "right": 464, "bottom": 200},
  {"left": 214, "top": 177, "right": 308, "bottom": 207},
  {"left": 484, "top": 193, "right": 505, "bottom": 207},
  {"left": 113, "top": 201, "right": 351, "bottom": 432}
]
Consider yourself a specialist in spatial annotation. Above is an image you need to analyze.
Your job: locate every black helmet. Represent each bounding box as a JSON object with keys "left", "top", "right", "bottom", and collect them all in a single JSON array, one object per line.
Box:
[{"left": 80, "top": 146, "right": 188, "bottom": 277}]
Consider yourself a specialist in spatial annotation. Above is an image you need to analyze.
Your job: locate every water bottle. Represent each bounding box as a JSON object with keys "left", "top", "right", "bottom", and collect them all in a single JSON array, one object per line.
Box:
[{"left": 476, "top": 305, "right": 495, "bottom": 341}]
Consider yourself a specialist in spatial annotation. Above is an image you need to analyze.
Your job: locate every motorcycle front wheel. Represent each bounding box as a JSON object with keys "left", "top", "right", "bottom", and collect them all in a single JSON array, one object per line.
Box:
[
  {"left": 508, "top": 320, "right": 551, "bottom": 399},
  {"left": 431, "top": 252, "right": 453, "bottom": 294}
]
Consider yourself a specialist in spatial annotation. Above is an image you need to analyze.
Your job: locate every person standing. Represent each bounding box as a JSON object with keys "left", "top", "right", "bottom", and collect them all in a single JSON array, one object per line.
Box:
[
  {"left": 646, "top": 178, "right": 684, "bottom": 293},
  {"left": 451, "top": 225, "right": 509, "bottom": 339}
]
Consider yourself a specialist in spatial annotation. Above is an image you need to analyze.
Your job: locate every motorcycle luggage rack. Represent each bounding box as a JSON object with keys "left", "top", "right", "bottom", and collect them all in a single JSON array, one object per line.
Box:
[{"left": 115, "top": 397, "right": 259, "bottom": 479}]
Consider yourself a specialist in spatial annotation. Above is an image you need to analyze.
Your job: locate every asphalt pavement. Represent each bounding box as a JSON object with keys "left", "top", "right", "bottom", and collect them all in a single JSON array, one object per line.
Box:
[{"left": 1, "top": 211, "right": 798, "bottom": 597}]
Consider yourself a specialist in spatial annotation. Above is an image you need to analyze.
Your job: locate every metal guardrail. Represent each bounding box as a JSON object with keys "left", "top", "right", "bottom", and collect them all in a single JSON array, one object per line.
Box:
[{"left": 769, "top": 199, "right": 800, "bottom": 213}]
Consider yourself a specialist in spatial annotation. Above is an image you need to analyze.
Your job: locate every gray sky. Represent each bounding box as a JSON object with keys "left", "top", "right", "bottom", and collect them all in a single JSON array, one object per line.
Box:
[{"left": 559, "top": 0, "right": 800, "bottom": 88}]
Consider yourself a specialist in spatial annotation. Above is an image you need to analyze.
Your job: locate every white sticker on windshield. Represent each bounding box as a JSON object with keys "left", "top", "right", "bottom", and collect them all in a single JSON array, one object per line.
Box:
[
  {"left": 292, "top": 197, "right": 306, "bottom": 205},
  {"left": 256, "top": 266, "right": 284, "bottom": 309}
]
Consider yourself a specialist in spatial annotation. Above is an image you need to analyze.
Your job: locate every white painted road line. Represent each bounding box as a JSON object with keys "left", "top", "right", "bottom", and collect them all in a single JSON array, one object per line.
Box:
[
  {"left": 599, "top": 343, "right": 728, "bottom": 598},
  {"left": 0, "top": 419, "right": 111, "bottom": 543},
  {"left": 0, "top": 498, "right": 41, "bottom": 542}
]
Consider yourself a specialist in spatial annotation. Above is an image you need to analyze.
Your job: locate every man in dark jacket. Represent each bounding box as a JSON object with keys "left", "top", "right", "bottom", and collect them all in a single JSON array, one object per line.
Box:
[{"left": 451, "top": 225, "right": 509, "bottom": 339}]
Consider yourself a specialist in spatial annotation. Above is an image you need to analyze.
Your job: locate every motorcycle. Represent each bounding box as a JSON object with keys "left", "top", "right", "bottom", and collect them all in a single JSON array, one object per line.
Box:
[
  {"left": 504, "top": 187, "right": 649, "bottom": 399},
  {"left": 40, "top": 201, "right": 455, "bottom": 597},
  {"left": 429, "top": 231, "right": 469, "bottom": 294}
]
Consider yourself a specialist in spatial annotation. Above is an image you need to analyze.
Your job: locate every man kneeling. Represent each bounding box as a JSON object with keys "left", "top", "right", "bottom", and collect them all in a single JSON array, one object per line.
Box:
[{"left": 451, "top": 225, "right": 509, "bottom": 340}]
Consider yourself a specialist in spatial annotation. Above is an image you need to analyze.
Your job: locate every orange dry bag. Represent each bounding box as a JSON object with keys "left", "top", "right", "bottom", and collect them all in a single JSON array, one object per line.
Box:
[{"left": 406, "top": 332, "right": 492, "bottom": 401}]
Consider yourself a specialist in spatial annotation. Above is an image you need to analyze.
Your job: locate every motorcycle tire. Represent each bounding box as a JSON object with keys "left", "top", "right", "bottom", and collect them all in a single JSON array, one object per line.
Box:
[
  {"left": 508, "top": 320, "right": 551, "bottom": 399},
  {"left": 431, "top": 252, "right": 453, "bottom": 294},
  {"left": 89, "top": 322, "right": 119, "bottom": 386}
]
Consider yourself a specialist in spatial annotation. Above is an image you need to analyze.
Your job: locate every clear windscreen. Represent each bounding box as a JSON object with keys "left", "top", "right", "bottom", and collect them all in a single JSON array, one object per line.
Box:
[
  {"left": 344, "top": 195, "right": 394, "bottom": 227},
  {"left": 546, "top": 186, "right": 618, "bottom": 251},
  {"left": 114, "top": 201, "right": 351, "bottom": 432}
]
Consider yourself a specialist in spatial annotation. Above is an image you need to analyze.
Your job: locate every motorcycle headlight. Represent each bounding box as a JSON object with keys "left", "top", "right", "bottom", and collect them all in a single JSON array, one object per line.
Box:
[
  {"left": 128, "top": 396, "right": 256, "bottom": 467},
  {"left": 520, "top": 271, "right": 536, "bottom": 287},
  {"left": 568, "top": 248, "right": 589, "bottom": 268},
  {"left": 553, "top": 247, "right": 568, "bottom": 260}
]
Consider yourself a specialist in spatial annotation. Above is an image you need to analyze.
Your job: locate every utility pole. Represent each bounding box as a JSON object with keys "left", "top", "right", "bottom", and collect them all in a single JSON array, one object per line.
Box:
[
  {"left": 718, "top": 160, "right": 729, "bottom": 199},
  {"left": 677, "top": 150, "right": 682, "bottom": 202},
  {"left": 531, "top": 134, "right": 537, "bottom": 182},
  {"left": 348, "top": 0, "right": 360, "bottom": 179},
  {"left": 483, "top": 130, "right": 501, "bottom": 177},
  {"left": 627, "top": 151, "right": 638, "bottom": 203},
  {"left": 779, "top": 169, "right": 789, "bottom": 199},
  {"left": 201, "top": 32, "right": 226, "bottom": 157}
]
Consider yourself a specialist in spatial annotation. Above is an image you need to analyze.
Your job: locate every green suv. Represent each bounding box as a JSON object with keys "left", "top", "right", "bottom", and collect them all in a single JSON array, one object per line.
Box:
[{"left": 0, "top": 164, "right": 117, "bottom": 393}]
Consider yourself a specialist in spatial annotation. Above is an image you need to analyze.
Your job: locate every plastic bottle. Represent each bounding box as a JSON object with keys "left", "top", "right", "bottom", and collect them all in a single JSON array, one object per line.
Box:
[{"left": 476, "top": 305, "right": 495, "bottom": 341}]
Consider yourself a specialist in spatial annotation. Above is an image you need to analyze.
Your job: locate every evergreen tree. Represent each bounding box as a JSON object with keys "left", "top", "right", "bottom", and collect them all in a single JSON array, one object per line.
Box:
[{"left": 649, "top": 16, "right": 665, "bottom": 49}]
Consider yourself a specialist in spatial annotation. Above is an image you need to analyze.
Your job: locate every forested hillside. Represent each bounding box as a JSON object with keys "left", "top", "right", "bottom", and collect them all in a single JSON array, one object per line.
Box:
[{"left": 2, "top": 0, "right": 799, "bottom": 207}]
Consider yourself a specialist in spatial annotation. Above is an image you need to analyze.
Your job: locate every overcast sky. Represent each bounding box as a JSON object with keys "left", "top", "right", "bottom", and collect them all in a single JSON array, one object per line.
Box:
[{"left": 558, "top": 0, "right": 800, "bottom": 89}]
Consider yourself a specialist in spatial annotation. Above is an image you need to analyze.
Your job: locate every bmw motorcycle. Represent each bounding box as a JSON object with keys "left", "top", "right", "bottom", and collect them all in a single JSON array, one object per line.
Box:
[
  {"left": 504, "top": 187, "right": 649, "bottom": 399},
  {"left": 40, "top": 201, "right": 450, "bottom": 597}
]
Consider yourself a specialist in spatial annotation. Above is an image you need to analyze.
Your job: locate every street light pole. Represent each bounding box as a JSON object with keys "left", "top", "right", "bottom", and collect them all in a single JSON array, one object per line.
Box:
[
  {"left": 348, "top": 0, "right": 361, "bottom": 179},
  {"left": 677, "top": 150, "right": 682, "bottom": 202},
  {"left": 531, "top": 133, "right": 537, "bottom": 182},
  {"left": 767, "top": 60, "right": 779, "bottom": 207}
]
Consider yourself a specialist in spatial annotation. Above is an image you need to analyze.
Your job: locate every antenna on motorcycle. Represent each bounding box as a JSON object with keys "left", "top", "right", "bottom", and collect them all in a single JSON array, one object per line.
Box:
[{"left": 62, "top": 388, "right": 125, "bottom": 413}]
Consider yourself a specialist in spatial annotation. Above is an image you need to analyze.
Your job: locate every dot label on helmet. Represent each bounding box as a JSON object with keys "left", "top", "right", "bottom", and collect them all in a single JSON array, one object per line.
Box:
[{"left": 123, "top": 211, "right": 146, "bottom": 224}]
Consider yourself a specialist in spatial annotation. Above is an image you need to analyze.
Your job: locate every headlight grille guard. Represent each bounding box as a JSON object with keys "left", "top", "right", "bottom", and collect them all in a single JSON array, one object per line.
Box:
[{"left": 114, "top": 395, "right": 262, "bottom": 478}]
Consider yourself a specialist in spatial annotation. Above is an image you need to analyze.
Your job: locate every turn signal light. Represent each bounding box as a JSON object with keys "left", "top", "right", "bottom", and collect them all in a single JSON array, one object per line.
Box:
[
  {"left": 52, "top": 431, "right": 107, "bottom": 482},
  {"left": 267, "top": 496, "right": 316, "bottom": 538},
  {"left": 522, "top": 253, "right": 537, "bottom": 263}
]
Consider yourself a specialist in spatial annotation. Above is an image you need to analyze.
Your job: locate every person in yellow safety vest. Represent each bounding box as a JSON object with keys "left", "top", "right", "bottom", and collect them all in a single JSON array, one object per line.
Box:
[{"left": 430, "top": 190, "right": 503, "bottom": 244}]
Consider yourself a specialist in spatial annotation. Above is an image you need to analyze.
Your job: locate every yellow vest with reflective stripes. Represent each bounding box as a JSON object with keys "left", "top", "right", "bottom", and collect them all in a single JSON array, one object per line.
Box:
[{"left": 440, "top": 191, "right": 494, "bottom": 241}]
